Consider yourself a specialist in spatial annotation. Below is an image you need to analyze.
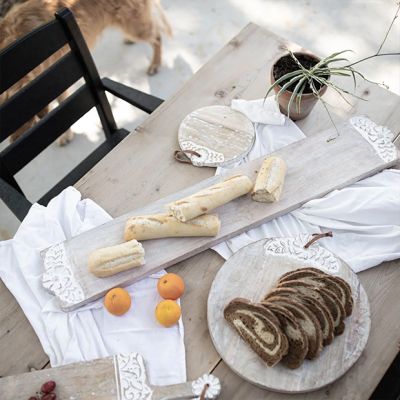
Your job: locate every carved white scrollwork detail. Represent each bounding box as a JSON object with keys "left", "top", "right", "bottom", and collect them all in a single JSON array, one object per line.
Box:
[
  {"left": 263, "top": 235, "right": 340, "bottom": 273},
  {"left": 42, "top": 243, "right": 84, "bottom": 307},
  {"left": 114, "top": 353, "right": 153, "bottom": 400},
  {"left": 180, "top": 140, "right": 225, "bottom": 166},
  {"left": 350, "top": 116, "right": 398, "bottom": 163}
]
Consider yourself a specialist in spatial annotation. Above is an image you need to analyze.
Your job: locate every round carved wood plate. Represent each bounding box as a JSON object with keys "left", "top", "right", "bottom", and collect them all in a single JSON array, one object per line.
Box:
[
  {"left": 207, "top": 236, "right": 370, "bottom": 393},
  {"left": 178, "top": 105, "right": 255, "bottom": 167}
]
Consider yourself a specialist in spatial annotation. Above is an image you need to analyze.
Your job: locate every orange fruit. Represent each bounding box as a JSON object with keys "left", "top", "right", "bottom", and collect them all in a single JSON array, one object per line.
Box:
[
  {"left": 155, "top": 300, "right": 181, "bottom": 327},
  {"left": 104, "top": 288, "right": 131, "bottom": 316},
  {"left": 157, "top": 273, "right": 185, "bottom": 300}
]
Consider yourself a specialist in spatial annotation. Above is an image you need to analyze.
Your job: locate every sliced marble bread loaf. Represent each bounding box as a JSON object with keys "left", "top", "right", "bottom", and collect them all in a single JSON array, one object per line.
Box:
[
  {"left": 265, "top": 287, "right": 334, "bottom": 346},
  {"left": 224, "top": 298, "right": 289, "bottom": 367},
  {"left": 276, "top": 280, "right": 346, "bottom": 336},
  {"left": 261, "top": 302, "right": 309, "bottom": 369},
  {"left": 278, "top": 268, "right": 353, "bottom": 316},
  {"left": 265, "top": 296, "right": 323, "bottom": 360}
]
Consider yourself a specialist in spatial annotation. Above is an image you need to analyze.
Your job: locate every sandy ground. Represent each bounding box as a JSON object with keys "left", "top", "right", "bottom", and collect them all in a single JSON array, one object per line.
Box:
[{"left": 1, "top": 0, "right": 399, "bottom": 239}]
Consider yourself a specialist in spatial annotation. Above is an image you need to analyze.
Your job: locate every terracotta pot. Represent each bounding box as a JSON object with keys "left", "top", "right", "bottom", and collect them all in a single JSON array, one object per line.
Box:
[{"left": 270, "top": 52, "right": 328, "bottom": 121}]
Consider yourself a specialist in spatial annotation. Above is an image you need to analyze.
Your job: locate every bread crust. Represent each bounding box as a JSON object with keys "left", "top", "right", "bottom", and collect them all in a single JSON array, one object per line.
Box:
[
  {"left": 251, "top": 156, "right": 286, "bottom": 203},
  {"left": 88, "top": 239, "right": 145, "bottom": 277},
  {"left": 167, "top": 174, "right": 253, "bottom": 222},
  {"left": 224, "top": 298, "right": 289, "bottom": 367},
  {"left": 124, "top": 213, "right": 221, "bottom": 240},
  {"left": 261, "top": 302, "right": 309, "bottom": 369}
]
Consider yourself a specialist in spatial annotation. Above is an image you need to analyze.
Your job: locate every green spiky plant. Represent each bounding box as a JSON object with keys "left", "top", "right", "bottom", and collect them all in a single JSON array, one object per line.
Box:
[{"left": 266, "top": 2, "right": 400, "bottom": 139}]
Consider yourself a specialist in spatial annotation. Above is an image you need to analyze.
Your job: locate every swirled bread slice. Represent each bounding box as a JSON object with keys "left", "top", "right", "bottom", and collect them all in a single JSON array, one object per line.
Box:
[
  {"left": 266, "top": 296, "right": 323, "bottom": 359},
  {"left": 277, "top": 280, "right": 346, "bottom": 335},
  {"left": 261, "top": 302, "right": 308, "bottom": 369},
  {"left": 265, "top": 287, "right": 334, "bottom": 346},
  {"left": 224, "top": 298, "right": 289, "bottom": 367},
  {"left": 278, "top": 269, "right": 353, "bottom": 316}
]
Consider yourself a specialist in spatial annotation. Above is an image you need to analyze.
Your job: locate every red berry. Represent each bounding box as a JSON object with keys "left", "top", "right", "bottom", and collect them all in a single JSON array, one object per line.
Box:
[
  {"left": 42, "top": 394, "right": 57, "bottom": 400},
  {"left": 41, "top": 381, "right": 56, "bottom": 393}
]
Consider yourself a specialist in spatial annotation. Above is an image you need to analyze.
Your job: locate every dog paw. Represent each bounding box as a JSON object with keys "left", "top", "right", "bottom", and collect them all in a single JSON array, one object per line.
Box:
[
  {"left": 147, "top": 64, "right": 159, "bottom": 75},
  {"left": 57, "top": 130, "right": 74, "bottom": 146},
  {"left": 124, "top": 38, "right": 136, "bottom": 45}
]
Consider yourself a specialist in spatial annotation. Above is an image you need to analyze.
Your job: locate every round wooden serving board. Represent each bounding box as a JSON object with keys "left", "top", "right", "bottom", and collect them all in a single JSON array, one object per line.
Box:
[
  {"left": 207, "top": 236, "right": 371, "bottom": 393},
  {"left": 178, "top": 105, "right": 255, "bottom": 167}
]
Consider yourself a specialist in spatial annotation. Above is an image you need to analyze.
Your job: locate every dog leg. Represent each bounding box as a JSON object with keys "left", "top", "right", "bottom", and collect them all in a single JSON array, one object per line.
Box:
[
  {"left": 147, "top": 34, "right": 162, "bottom": 75},
  {"left": 57, "top": 129, "right": 74, "bottom": 146},
  {"left": 37, "top": 105, "right": 50, "bottom": 119},
  {"left": 56, "top": 91, "right": 75, "bottom": 146},
  {"left": 9, "top": 118, "right": 37, "bottom": 143}
]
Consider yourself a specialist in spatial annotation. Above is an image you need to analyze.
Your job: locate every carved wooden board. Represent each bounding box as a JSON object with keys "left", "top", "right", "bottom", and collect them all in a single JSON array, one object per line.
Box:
[
  {"left": 207, "top": 236, "right": 370, "bottom": 393},
  {"left": 178, "top": 105, "right": 255, "bottom": 167},
  {"left": 0, "top": 352, "right": 221, "bottom": 400},
  {"left": 41, "top": 117, "right": 399, "bottom": 311}
]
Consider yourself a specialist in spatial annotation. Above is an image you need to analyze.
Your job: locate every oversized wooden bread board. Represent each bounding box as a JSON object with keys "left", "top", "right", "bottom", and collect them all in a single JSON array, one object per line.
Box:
[
  {"left": 207, "top": 236, "right": 370, "bottom": 393},
  {"left": 0, "top": 352, "right": 220, "bottom": 399},
  {"left": 41, "top": 116, "right": 399, "bottom": 310}
]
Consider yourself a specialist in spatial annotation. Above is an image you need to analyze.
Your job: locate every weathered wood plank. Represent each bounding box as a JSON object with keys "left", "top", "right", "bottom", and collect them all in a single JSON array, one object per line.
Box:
[
  {"left": 0, "top": 280, "right": 48, "bottom": 377},
  {"left": 0, "top": 352, "right": 218, "bottom": 400},
  {"left": 75, "top": 24, "right": 400, "bottom": 217},
  {"left": 45, "top": 120, "right": 397, "bottom": 310}
]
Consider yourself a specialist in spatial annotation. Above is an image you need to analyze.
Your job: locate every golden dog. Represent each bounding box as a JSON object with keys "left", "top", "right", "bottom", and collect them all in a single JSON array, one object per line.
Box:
[{"left": 0, "top": 0, "right": 171, "bottom": 144}]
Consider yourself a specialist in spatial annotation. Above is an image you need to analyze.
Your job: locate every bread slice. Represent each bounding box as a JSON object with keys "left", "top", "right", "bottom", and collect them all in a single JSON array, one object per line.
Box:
[
  {"left": 261, "top": 302, "right": 309, "bottom": 369},
  {"left": 265, "top": 296, "right": 323, "bottom": 360},
  {"left": 224, "top": 298, "right": 289, "bottom": 367},
  {"left": 265, "top": 287, "right": 334, "bottom": 346},
  {"left": 278, "top": 269, "right": 353, "bottom": 316},
  {"left": 277, "top": 280, "right": 346, "bottom": 335}
]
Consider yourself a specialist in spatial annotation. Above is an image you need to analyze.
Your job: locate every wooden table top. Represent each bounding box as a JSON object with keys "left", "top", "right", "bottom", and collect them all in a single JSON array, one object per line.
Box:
[{"left": 1, "top": 23, "right": 399, "bottom": 399}]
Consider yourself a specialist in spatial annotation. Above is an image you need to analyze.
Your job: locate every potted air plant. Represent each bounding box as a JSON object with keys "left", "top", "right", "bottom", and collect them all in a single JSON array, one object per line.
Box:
[{"left": 266, "top": 2, "right": 400, "bottom": 127}]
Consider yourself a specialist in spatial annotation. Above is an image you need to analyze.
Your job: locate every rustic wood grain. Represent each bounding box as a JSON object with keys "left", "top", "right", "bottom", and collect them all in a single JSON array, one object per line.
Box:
[
  {"left": 0, "top": 352, "right": 213, "bottom": 399},
  {"left": 0, "top": 280, "right": 48, "bottom": 377},
  {"left": 178, "top": 105, "right": 255, "bottom": 167},
  {"left": 45, "top": 122, "right": 396, "bottom": 310},
  {"left": 1, "top": 23, "right": 399, "bottom": 400},
  {"left": 208, "top": 238, "right": 370, "bottom": 393}
]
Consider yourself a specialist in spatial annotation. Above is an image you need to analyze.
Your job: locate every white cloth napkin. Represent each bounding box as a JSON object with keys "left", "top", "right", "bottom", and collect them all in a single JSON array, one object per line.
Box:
[
  {"left": 213, "top": 98, "right": 400, "bottom": 272},
  {"left": 0, "top": 188, "right": 186, "bottom": 385}
]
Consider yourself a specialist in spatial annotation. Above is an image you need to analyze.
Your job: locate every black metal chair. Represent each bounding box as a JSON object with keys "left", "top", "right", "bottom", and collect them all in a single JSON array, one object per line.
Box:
[{"left": 0, "top": 7, "right": 163, "bottom": 221}]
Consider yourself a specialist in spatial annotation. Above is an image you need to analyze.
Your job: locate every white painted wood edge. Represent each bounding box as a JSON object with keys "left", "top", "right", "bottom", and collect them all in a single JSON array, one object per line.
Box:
[{"left": 350, "top": 116, "right": 399, "bottom": 162}]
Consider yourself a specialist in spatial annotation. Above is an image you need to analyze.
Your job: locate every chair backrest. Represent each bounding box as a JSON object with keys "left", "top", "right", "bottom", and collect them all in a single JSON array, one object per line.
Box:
[{"left": 0, "top": 7, "right": 117, "bottom": 191}]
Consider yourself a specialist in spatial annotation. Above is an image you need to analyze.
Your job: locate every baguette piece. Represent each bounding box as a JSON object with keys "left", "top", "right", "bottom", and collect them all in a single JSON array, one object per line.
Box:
[
  {"left": 251, "top": 156, "right": 286, "bottom": 203},
  {"left": 88, "top": 240, "right": 145, "bottom": 277},
  {"left": 124, "top": 213, "right": 221, "bottom": 241},
  {"left": 167, "top": 175, "right": 253, "bottom": 222}
]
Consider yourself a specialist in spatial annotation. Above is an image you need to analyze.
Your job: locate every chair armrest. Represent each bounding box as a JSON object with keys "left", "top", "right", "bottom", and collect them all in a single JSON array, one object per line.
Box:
[
  {"left": 0, "top": 178, "right": 32, "bottom": 221},
  {"left": 101, "top": 77, "right": 163, "bottom": 114}
]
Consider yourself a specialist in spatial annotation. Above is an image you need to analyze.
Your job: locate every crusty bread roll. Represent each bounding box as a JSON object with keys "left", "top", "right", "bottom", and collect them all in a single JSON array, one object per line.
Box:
[
  {"left": 251, "top": 156, "right": 286, "bottom": 202},
  {"left": 124, "top": 213, "right": 221, "bottom": 241},
  {"left": 88, "top": 239, "right": 145, "bottom": 278},
  {"left": 167, "top": 174, "right": 253, "bottom": 222}
]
